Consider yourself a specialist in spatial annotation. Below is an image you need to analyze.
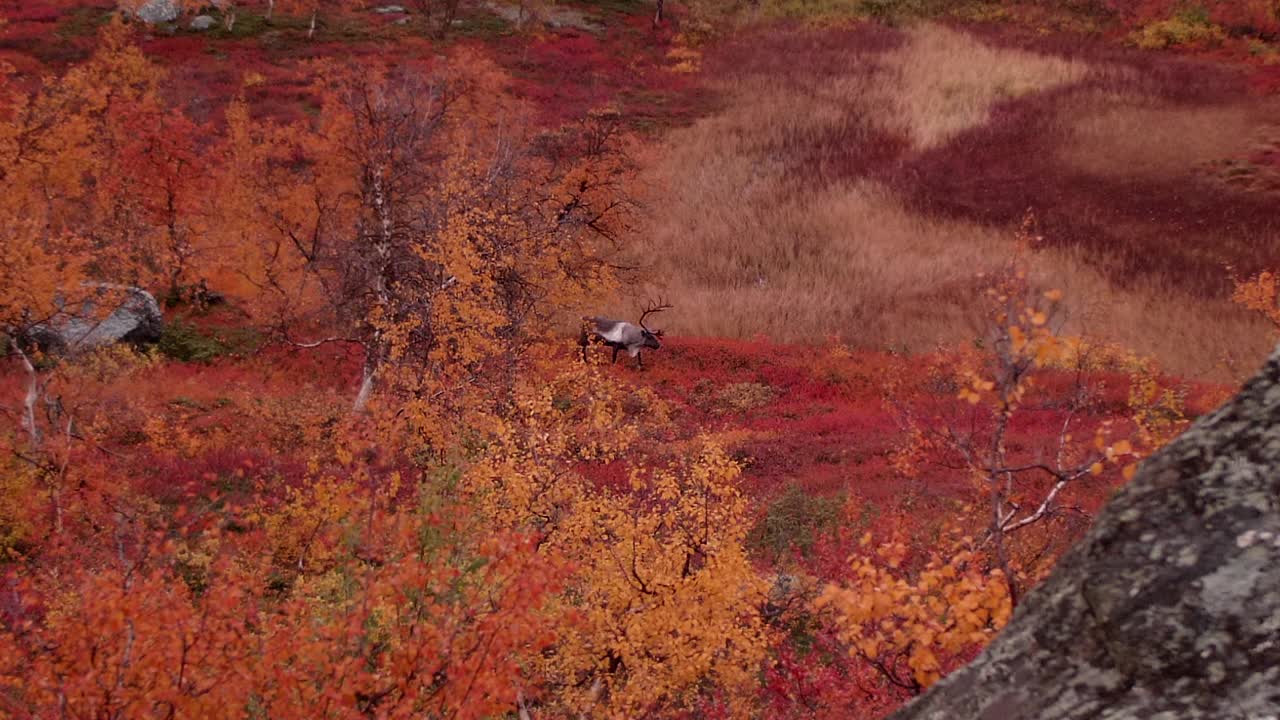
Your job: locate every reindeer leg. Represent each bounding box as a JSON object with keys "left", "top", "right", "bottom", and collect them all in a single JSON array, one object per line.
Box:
[
  {"left": 611, "top": 346, "right": 620, "bottom": 364},
  {"left": 636, "top": 352, "right": 644, "bottom": 370}
]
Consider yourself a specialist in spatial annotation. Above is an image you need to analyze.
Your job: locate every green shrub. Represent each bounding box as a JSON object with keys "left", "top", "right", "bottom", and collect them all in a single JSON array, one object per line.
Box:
[
  {"left": 158, "top": 320, "right": 225, "bottom": 362},
  {"left": 1131, "top": 15, "right": 1227, "bottom": 49},
  {"left": 748, "top": 483, "right": 843, "bottom": 560},
  {"left": 57, "top": 6, "right": 113, "bottom": 38},
  {"left": 157, "top": 319, "right": 262, "bottom": 362},
  {"left": 762, "top": 0, "right": 863, "bottom": 20},
  {"left": 854, "top": 0, "right": 932, "bottom": 21},
  {"left": 716, "top": 382, "right": 776, "bottom": 414}
]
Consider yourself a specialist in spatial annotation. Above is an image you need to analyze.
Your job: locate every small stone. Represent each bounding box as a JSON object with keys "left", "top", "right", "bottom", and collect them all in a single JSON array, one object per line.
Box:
[
  {"left": 190, "top": 15, "right": 217, "bottom": 31},
  {"left": 373, "top": 5, "right": 407, "bottom": 13},
  {"left": 133, "top": 0, "right": 180, "bottom": 23}
]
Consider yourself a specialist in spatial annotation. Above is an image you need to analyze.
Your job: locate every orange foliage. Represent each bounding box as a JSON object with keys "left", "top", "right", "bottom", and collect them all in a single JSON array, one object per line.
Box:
[
  {"left": 1229, "top": 267, "right": 1280, "bottom": 330},
  {"left": 817, "top": 522, "right": 1012, "bottom": 692},
  {"left": 0, "top": 484, "right": 564, "bottom": 719},
  {"left": 866, "top": 217, "right": 1147, "bottom": 686},
  {"left": 218, "top": 54, "right": 630, "bottom": 419},
  {"left": 0, "top": 15, "right": 1231, "bottom": 720},
  {"left": 464, "top": 367, "right": 769, "bottom": 716}
]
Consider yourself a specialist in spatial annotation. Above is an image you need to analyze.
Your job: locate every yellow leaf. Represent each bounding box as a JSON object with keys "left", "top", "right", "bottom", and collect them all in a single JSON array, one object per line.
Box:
[
  {"left": 1122, "top": 463, "right": 1138, "bottom": 481},
  {"left": 1009, "top": 326, "right": 1027, "bottom": 352},
  {"left": 1043, "top": 289, "right": 1063, "bottom": 302},
  {"left": 1090, "top": 462, "right": 1104, "bottom": 476},
  {"left": 1113, "top": 440, "right": 1133, "bottom": 455}
]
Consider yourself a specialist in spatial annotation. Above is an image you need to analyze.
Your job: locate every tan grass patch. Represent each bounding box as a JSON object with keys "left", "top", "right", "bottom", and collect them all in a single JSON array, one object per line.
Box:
[
  {"left": 867, "top": 23, "right": 1089, "bottom": 148},
  {"left": 633, "top": 148, "right": 1273, "bottom": 378},
  {"left": 617, "top": 23, "right": 1273, "bottom": 381},
  {"left": 636, "top": 149, "right": 1033, "bottom": 349},
  {"left": 1060, "top": 92, "right": 1267, "bottom": 178},
  {"left": 1028, "top": 248, "right": 1275, "bottom": 379}
]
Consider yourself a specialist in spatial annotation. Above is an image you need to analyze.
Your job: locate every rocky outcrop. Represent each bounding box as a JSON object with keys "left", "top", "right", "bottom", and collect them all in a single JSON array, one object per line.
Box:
[
  {"left": 890, "top": 348, "right": 1280, "bottom": 720},
  {"left": 26, "top": 284, "right": 164, "bottom": 355}
]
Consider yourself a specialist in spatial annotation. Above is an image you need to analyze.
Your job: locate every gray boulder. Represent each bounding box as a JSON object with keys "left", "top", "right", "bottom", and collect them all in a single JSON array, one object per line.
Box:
[
  {"left": 374, "top": 5, "right": 407, "bottom": 13},
  {"left": 190, "top": 15, "right": 217, "bottom": 30},
  {"left": 27, "top": 284, "right": 164, "bottom": 355},
  {"left": 890, "top": 348, "right": 1280, "bottom": 719},
  {"left": 133, "top": 0, "right": 180, "bottom": 23}
]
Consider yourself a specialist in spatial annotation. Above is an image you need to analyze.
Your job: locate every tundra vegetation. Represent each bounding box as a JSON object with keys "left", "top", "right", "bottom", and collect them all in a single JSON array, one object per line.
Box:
[{"left": 0, "top": 0, "right": 1277, "bottom": 717}]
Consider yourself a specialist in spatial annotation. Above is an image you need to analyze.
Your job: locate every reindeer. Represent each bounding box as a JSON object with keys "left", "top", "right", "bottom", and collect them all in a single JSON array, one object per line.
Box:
[{"left": 579, "top": 300, "right": 672, "bottom": 369}]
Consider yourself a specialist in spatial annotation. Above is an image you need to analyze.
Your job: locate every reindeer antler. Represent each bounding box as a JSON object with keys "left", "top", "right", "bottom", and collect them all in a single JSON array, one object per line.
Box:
[{"left": 638, "top": 298, "right": 673, "bottom": 333}]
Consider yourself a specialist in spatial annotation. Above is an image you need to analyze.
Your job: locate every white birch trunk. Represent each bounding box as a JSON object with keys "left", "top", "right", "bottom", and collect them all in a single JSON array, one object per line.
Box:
[
  {"left": 353, "top": 360, "right": 376, "bottom": 413},
  {"left": 14, "top": 343, "right": 42, "bottom": 448}
]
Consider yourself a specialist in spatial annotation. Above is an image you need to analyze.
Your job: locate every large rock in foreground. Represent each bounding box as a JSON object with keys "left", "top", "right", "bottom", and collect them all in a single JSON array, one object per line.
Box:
[
  {"left": 27, "top": 284, "right": 164, "bottom": 355},
  {"left": 892, "top": 349, "right": 1280, "bottom": 720}
]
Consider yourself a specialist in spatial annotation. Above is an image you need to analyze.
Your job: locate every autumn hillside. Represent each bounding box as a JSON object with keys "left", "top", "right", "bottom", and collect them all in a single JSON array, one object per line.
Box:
[{"left": 2, "top": 1, "right": 1279, "bottom": 717}]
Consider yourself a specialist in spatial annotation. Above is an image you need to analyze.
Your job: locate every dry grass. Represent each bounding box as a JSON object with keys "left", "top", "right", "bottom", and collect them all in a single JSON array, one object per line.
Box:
[
  {"left": 867, "top": 23, "right": 1089, "bottom": 149},
  {"left": 639, "top": 167, "right": 1012, "bottom": 349},
  {"left": 1028, "top": 248, "right": 1275, "bottom": 378},
  {"left": 626, "top": 21, "right": 1278, "bottom": 380},
  {"left": 1060, "top": 92, "right": 1270, "bottom": 178}
]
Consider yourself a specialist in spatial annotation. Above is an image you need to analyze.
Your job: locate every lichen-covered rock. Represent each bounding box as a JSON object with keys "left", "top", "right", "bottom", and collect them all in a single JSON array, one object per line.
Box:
[
  {"left": 133, "top": 0, "right": 180, "bottom": 23},
  {"left": 891, "top": 348, "right": 1280, "bottom": 720},
  {"left": 190, "top": 15, "right": 217, "bottom": 30},
  {"left": 27, "top": 284, "right": 164, "bottom": 355}
]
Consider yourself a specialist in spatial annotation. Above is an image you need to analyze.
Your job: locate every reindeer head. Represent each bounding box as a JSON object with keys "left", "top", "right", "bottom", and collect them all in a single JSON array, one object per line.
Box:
[{"left": 638, "top": 299, "right": 672, "bottom": 350}]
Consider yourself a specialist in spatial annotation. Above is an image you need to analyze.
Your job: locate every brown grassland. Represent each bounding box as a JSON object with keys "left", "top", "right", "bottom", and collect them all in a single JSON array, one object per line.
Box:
[{"left": 634, "top": 19, "right": 1280, "bottom": 380}]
